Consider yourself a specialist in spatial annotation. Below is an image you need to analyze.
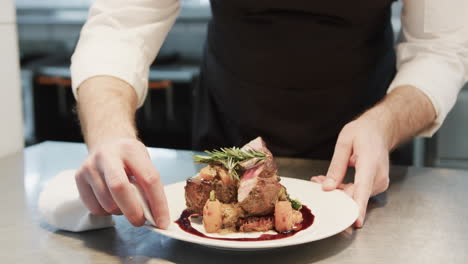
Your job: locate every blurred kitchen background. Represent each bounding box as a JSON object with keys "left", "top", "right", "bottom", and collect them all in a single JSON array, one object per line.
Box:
[{"left": 8, "top": 0, "right": 468, "bottom": 169}]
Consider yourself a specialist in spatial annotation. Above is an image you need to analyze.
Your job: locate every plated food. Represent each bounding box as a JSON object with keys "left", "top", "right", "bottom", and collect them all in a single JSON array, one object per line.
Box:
[
  {"left": 150, "top": 176, "right": 358, "bottom": 250},
  {"left": 182, "top": 137, "right": 311, "bottom": 237},
  {"left": 147, "top": 136, "right": 357, "bottom": 248}
]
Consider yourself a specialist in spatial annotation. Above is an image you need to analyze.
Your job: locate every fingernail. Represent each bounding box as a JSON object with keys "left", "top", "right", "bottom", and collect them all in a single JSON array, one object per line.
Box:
[
  {"left": 323, "top": 178, "right": 336, "bottom": 190},
  {"left": 156, "top": 217, "right": 170, "bottom": 229}
]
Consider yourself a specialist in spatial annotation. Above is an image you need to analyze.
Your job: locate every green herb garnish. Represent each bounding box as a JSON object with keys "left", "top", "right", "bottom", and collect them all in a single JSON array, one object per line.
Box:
[
  {"left": 193, "top": 147, "right": 267, "bottom": 180},
  {"left": 287, "top": 194, "right": 302, "bottom": 210}
]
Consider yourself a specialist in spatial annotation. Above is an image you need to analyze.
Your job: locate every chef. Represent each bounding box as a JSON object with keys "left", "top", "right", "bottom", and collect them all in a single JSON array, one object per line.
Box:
[{"left": 71, "top": 0, "right": 468, "bottom": 229}]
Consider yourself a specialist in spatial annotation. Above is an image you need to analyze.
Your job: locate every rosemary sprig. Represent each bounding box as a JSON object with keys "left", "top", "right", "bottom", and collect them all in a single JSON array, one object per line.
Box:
[{"left": 193, "top": 147, "right": 267, "bottom": 180}]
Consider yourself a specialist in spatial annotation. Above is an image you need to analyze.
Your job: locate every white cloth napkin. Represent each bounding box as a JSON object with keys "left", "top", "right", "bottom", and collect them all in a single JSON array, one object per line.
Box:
[{"left": 38, "top": 170, "right": 156, "bottom": 232}]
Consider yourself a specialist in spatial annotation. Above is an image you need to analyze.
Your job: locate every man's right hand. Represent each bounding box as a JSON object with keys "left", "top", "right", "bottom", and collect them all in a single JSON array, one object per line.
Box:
[
  {"left": 75, "top": 138, "right": 170, "bottom": 228},
  {"left": 74, "top": 76, "right": 170, "bottom": 229}
]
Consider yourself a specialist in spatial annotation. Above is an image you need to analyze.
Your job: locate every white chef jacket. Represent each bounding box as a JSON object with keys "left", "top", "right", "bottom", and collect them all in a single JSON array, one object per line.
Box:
[{"left": 71, "top": 0, "right": 468, "bottom": 136}]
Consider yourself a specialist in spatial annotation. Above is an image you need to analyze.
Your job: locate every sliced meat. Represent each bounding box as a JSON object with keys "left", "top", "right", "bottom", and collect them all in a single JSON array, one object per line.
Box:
[
  {"left": 237, "top": 166, "right": 262, "bottom": 202},
  {"left": 239, "top": 216, "right": 274, "bottom": 232},
  {"left": 214, "top": 180, "right": 238, "bottom": 204},
  {"left": 241, "top": 137, "right": 268, "bottom": 152},
  {"left": 239, "top": 157, "right": 264, "bottom": 171},
  {"left": 238, "top": 169, "right": 282, "bottom": 216},
  {"left": 241, "top": 137, "right": 277, "bottom": 178},
  {"left": 185, "top": 178, "right": 212, "bottom": 214}
]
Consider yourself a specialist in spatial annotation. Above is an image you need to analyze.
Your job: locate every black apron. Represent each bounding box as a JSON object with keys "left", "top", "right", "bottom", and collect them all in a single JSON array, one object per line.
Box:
[{"left": 192, "top": 0, "right": 396, "bottom": 159}]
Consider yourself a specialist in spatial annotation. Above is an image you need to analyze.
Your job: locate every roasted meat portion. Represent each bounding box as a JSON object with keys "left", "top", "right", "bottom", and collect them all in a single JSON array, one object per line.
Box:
[
  {"left": 186, "top": 136, "right": 303, "bottom": 233},
  {"left": 185, "top": 178, "right": 212, "bottom": 214},
  {"left": 213, "top": 180, "right": 238, "bottom": 204},
  {"left": 238, "top": 167, "right": 283, "bottom": 216},
  {"left": 185, "top": 166, "right": 238, "bottom": 214},
  {"left": 240, "top": 137, "right": 277, "bottom": 178}
]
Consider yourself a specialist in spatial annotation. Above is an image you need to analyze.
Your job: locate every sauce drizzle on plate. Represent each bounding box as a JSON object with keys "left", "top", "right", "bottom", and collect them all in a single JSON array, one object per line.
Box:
[{"left": 175, "top": 205, "right": 314, "bottom": 241}]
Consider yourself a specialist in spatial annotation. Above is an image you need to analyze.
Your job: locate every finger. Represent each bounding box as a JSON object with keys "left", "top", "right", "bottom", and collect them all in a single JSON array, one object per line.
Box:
[
  {"left": 342, "top": 226, "right": 355, "bottom": 238},
  {"left": 125, "top": 149, "right": 170, "bottom": 229},
  {"left": 310, "top": 175, "right": 326, "bottom": 183},
  {"left": 340, "top": 183, "right": 355, "bottom": 198},
  {"left": 84, "top": 165, "right": 122, "bottom": 215},
  {"left": 348, "top": 154, "right": 357, "bottom": 167},
  {"left": 100, "top": 157, "right": 145, "bottom": 227},
  {"left": 323, "top": 140, "right": 353, "bottom": 191},
  {"left": 353, "top": 160, "right": 376, "bottom": 228},
  {"left": 75, "top": 170, "right": 108, "bottom": 216}
]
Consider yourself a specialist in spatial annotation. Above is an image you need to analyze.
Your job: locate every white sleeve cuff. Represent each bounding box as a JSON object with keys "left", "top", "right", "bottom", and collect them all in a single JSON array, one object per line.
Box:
[
  {"left": 388, "top": 52, "right": 465, "bottom": 137},
  {"left": 70, "top": 38, "right": 149, "bottom": 107}
]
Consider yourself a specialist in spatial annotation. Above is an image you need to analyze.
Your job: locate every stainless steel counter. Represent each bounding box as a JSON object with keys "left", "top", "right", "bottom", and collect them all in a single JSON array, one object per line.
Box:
[{"left": 1, "top": 141, "right": 467, "bottom": 263}]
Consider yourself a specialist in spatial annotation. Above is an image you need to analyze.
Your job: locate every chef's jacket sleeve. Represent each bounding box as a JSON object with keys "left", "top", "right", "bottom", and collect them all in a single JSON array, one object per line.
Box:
[
  {"left": 388, "top": 0, "right": 468, "bottom": 136},
  {"left": 71, "top": 0, "right": 180, "bottom": 107}
]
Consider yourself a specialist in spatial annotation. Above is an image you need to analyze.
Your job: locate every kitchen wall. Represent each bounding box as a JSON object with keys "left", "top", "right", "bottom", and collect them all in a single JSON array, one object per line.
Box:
[{"left": 0, "top": 0, "right": 23, "bottom": 157}]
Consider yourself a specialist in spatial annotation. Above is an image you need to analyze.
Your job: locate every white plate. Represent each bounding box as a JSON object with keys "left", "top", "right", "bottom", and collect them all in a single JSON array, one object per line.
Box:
[{"left": 148, "top": 177, "right": 359, "bottom": 250}]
